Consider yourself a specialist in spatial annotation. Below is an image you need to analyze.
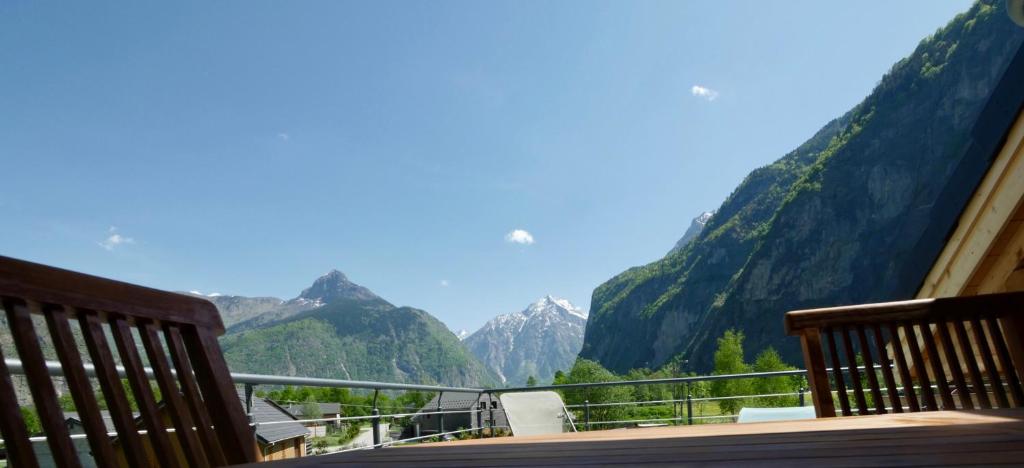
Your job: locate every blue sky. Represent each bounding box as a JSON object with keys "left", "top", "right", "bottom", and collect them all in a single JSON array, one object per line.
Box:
[{"left": 0, "top": 1, "right": 974, "bottom": 333}]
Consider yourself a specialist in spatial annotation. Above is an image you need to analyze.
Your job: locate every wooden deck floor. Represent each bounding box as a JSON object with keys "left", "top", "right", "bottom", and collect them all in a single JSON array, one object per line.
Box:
[{"left": 249, "top": 409, "right": 1024, "bottom": 467}]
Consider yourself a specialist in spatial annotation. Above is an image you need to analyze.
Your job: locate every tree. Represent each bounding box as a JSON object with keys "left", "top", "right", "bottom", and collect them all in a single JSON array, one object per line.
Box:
[
  {"left": 302, "top": 396, "right": 323, "bottom": 422},
  {"left": 750, "top": 347, "right": 799, "bottom": 407},
  {"left": 561, "top": 359, "right": 631, "bottom": 423},
  {"left": 552, "top": 370, "right": 566, "bottom": 385},
  {"left": 711, "top": 329, "right": 753, "bottom": 414},
  {"left": 20, "top": 406, "right": 42, "bottom": 434},
  {"left": 526, "top": 376, "right": 537, "bottom": 387}
]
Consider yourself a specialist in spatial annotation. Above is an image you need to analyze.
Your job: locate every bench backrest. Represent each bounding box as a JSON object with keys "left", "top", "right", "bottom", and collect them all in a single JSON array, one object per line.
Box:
[
  {"left": 785, "top": 292, "right": 1024, "bottom": 417},
  {"left": 0, "top": 256, "right": 256, "bottom": 467}
]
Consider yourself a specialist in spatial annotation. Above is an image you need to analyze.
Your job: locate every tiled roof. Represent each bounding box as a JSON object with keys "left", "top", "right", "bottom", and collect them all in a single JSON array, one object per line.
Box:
[
  {"left": 279, "top": 402, "right": 343, "bottom": 418},
  {"left": 237, "top": 389, "right": 310, "bottom": 445},
  {"left": 66, "top": 392, "right": 308, "bottom": 446},
  {"left": 64, "top": 411, "right": 119, "bottom": 433},
  {"left": 414, "top": 392, "right": 508, "bottom": 428},
  {"left": 421, "top": 391, "right": 487, "bottom": 411}
]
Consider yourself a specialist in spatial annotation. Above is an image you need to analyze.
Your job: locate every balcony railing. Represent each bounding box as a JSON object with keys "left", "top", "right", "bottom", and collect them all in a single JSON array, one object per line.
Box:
[{"left": 3, "top": 357, "right": 896, "bottom": 461}]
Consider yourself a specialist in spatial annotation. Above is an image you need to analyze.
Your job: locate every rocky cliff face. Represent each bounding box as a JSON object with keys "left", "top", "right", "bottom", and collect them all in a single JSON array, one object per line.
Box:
[
  {"left": 464, "top": 296, "right": 587, "bottom": 386},
  {"left": 581, "top": 1, "right": 1024, "bottom": 373}
]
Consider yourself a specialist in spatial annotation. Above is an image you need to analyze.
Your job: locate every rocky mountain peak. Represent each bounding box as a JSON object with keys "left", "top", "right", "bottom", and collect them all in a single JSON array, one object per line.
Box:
[
  {"left": 464, "top": 295, "right": 588, "bottom": 385},
  {"left": 668, "top": 210, "right": 715, "bottom": 255},
  {"left": 296, "top": 269, "right": 381, "bottom": 304},
  {"left": 525, "top": 295, "right": 588, "bottom": 319}
]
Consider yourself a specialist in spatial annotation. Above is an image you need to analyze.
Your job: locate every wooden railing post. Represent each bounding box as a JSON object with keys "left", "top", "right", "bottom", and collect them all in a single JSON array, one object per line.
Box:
[
  {"left": 800, "top": 328, "right": 836, "bottom": 417},
  {"left": 1000, "top": 314, "right": 1024, "bottom": 390}
]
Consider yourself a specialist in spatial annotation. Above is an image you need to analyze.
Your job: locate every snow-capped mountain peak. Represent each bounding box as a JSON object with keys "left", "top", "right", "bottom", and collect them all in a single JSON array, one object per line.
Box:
[
  {"left": 464, "top": 295, "right": 588, "bottom": 385},
  {"left": 525, "top": 295, "right": 588, "bottom": 320},
  {"left": 668, "top": 210, "right": 716, "bottom": 255}
]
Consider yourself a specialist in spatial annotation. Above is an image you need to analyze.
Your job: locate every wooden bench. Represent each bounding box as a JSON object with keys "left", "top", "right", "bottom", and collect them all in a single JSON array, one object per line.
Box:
[
  {"left": 785, "top": 292, "right": 1024, "bottom": 417},
  {"left": 0, "top": 256, "right": 257, "bottom": 467}
]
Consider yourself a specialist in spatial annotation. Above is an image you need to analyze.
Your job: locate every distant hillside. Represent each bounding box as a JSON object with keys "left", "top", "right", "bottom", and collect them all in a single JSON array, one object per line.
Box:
[
  {"left": 182, "top": 293, "right": 286, "bottom": 328},
  {"left": 581, "top": 1, "right": 1024, "bottom": 373},
  {"left": 464, "top": 296, "right": 587, "bottom": 386},
  {"left": 217, "top": 272, "right": 496, "bottom": 387}
]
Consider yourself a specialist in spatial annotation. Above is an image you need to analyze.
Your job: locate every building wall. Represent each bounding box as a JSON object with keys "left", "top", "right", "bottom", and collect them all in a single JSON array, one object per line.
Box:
[{"left": 258, "top": 437, "right": 306, "bottom": 462}]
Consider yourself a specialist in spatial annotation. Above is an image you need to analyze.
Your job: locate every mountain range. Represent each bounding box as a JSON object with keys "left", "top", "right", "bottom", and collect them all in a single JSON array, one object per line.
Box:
[
  {"left": 581, "top": 1, "right": 1024, "bottom": 373},
  {"left": 463, "top": 296, "right": 587, "bottom": 386},
  {"left": 201, "top": 271, "right": 586, "bottom": 388},
  {"left": 211, "top": 271, "right": 497, "bottom": 387}
]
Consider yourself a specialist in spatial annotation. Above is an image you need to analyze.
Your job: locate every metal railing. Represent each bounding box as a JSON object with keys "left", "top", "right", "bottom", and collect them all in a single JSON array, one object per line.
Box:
[{"left": 5, "top": 357, "right": 883, "bottom": 458}]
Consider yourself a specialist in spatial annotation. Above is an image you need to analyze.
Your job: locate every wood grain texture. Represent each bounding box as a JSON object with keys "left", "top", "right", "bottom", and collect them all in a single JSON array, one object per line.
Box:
[
  {"left": 973, "top": 316, "right": 1010, "bottom": 407},
  {"left": 888, "top": 323, "right": 919, "bottom": 412},
  {"left": 165, "top": 325, "right": 229, "bottom": 466},
  {"left": 0, "top": 255, "right": 224, "bottom": 332},
  {"left": 4, "top": 298, "right": 82, "bottom": 468},
  {"left": 936, "top": 320, "right": 973, "bottom": 409},
  {"left": 873, "top": 324, "right": 902, "bottom": 413},
  {"left": 799, "top": 329, "right": 835, "bottom": 417},
  {"left": 954, "top": 320, "right": 991, "bottom": 409},
  {"left": 183, "top": 326, "right": 259, "bottom": 464},
  {"left": 0, "top": 312, "right": 39, "bottom": 468},
  {"left": 855, "top": 325, "right": 885, "bottom": 414},
  {"left": 110, "top": 316, "right": 180, "bottom": 468},
  {"left": 248, "top": 409, "right": 1024, "bottom": 467},
  {"left": 824, "top": 328, "right": 851, "bottom": 416},
  {"left": 0, "top": 255, "right": 255, "bottom": 466},
  {"left": 43, "top": 305, "right": 119, "bottom": 467},
  {"left": 785, "top": 292, "right": 1024, "bottom": 333},
  {"left": 840, "top": 327, "right": 869, "bottom": 414},
  {"left": 138, "top": 321, "right": 209, "bottom": 468},
  {"left": 904, "top": 321, "right": 939, "bottom": 411},
  {"left": 79, "top": 311, "right": 152, "bottom": 467}
]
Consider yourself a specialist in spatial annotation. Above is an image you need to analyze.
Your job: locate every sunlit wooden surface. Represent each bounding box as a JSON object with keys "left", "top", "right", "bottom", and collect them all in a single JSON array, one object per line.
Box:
[{"left": 245, "top": 409, "right": 1024, "bottom": 467}]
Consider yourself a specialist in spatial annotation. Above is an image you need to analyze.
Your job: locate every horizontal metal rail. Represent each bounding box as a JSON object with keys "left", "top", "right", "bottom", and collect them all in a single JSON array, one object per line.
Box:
[
  {"left": 319, "top": 426, "right": 513, "bottom": 456},
  {"left": 232, "top": 371, "right": 484, "bottom": 393},
  {"left": 565, "top": 391, "right": 808, "bottom": 409},
  {"left": 491, "top": 366, "right": 878, "bottom": 394},
  {"left": 3, "top": 357, "right": 485, "bottom": 394},
  {"left": 493, "top": 368, "right": 809, "bottom": 393},
  {"left": 7, "top": 358, "right": 882, "bottom": 395},
  {"left": 255, "top": 408, "right": 480, "bottom": 427}
]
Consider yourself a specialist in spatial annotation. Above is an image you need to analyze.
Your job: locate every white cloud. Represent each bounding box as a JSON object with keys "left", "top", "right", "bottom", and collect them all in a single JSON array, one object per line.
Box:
[
  {"left": 691, "top": 85, "right": 719, "bottom": 101},
  {"left": 98, "top": 226, "right": 135, "bottom": 251},
  {"left": 505, "top": 229, "right": 535, "bottom": 245},
  {"left": 440, "top": 279, "right": 450, "bottom": 287},
  {"left": 277, "top": 132, "right": 290, "bottom": 141}
]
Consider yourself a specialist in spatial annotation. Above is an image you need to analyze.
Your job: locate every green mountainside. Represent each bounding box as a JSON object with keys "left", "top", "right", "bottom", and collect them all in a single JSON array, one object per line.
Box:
[
  {"left": 581, "top": 1, "right": 1024, "bottom": 373},
  {"left": 219, "top": 279, "right": 497, "bottom": 387}
]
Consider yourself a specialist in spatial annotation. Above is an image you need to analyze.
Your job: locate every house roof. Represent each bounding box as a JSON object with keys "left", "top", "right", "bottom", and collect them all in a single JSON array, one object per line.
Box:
[
  {"left": 420, "top": 392, "right": 487, "bottom": 411},
  {"left": 64, "top": 411, "right": 119, "bottom": 433},
  {"left": 414, "top": 392, "right": 509, "bottom": 428},
  {"left": 279, "top": 402, "right": 343, "bottom": 419},
  {"left": 237, "top": 389, "right": 310, "bottom": 445},
  {"left": 907, "top": 41, "right": 1024, "bottom": 295},
  {"left": 91, "top": 391, "right": 308, "bottom": 447}
]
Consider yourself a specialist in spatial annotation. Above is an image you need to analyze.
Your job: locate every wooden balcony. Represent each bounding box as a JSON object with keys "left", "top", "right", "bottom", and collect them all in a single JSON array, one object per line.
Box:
[{"left": 252, "top": 409, "right": 1024, "bottom": 467}]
